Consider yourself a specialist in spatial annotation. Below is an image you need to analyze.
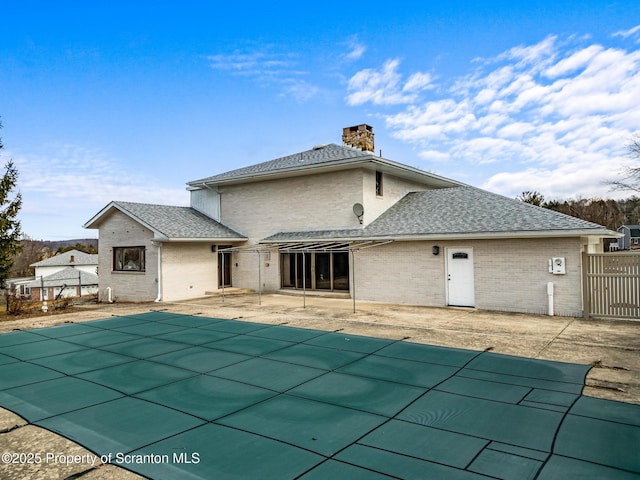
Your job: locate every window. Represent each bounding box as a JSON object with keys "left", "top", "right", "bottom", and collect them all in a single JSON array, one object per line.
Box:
[
  {"left": 281, "top": 251, "right": 349, "bottom": 291},
  {"left": 375, "top": 171, "right": 383, "bottom": 196},
  {"left": 113, "top": 247, "right": 145, "bottom": 272}
]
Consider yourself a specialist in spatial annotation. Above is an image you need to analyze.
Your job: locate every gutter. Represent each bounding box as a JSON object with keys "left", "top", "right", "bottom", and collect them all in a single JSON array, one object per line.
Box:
[
  {"left": 187, "top": 158, "right": 463, "bottom": 189},
  {"left": 152, "top": 241, "right": 162, "bottom": 302},
  {"left": 260, "top": 229, "right": 622, "bottom": 244},
  {"left": 152, "top": 237, "right": 247, "bottom": 243}
]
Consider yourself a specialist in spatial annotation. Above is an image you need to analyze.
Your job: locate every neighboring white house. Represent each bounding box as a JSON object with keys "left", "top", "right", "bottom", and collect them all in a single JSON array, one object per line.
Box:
[
  {"left": 84, "top": 125, "right": 619, "bottom": 317},
  {"left": 28, "top": 249, "right": 98, "bottom": 300},
  {"left": 5, "top": 277, "right": 34, "bottom": 299}
]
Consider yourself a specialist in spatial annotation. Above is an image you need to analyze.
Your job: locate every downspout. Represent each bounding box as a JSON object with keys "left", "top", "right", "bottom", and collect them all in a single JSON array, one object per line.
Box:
[{"left": 154, "top": 241, "right": 162, "bottom": 302}]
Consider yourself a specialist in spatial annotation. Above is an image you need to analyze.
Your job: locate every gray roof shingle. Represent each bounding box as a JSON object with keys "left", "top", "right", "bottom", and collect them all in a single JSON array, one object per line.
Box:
[
  {"left": 364, "top": 186, "right": 607, "bottom": 236},
  {"left": 113, "top": 202, "right": 246, "bottom": 240},
  {"left": 188, "top": 144, "right": 373, "bottom": 185},
  {"left": 31, "top": 249, "right": 97, "bottom": 267},
  {"left": 29, "top": 267, "right": 98, "bottom": 288},
  {"left": 261, "top": 186, "right": 613, "bottom": 242}
]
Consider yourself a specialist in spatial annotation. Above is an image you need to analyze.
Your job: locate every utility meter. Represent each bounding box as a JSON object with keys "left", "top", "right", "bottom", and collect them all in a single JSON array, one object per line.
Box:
[{"left": 549, "top": 257, "right": 566, "bottom": 275}]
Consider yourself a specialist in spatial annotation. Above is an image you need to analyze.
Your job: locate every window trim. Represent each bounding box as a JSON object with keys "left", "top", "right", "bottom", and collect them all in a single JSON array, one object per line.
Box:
[{"left": 113, "top": 246, "right": 146, "bottom": 272}]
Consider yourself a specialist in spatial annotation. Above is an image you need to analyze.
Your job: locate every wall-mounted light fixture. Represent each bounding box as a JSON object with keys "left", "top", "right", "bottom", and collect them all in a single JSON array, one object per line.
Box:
[{"left": 432, "top": 245, "right": 440, "bottom": 256}]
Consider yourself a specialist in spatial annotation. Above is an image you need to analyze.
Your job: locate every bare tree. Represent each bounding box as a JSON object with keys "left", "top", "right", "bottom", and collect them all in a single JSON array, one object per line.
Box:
[
  {"left": 610, "top": 137, "right": 640, "bottom": 193},
  {"left": 11, "top": 236, "right": 50, "bottom": 277}
]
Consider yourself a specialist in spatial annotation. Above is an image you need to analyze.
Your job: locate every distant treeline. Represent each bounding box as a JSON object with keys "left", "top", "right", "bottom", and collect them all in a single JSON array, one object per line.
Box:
[
  {"left": 517, "top": 192, "right": 640, "bottom": 231},
  {"left": 11, "top": 238, "right": 98, "bottom": 278}
]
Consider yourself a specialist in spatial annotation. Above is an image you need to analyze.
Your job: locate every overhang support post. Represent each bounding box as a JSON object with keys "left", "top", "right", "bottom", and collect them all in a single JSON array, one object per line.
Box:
[
  {"left": 221, "top": 249, "right": 225, "bottom": 303},
  {"left": 257, "top": 250, "right": 262, "bottom": 306},
  {"left": 351, "top": 249, "right": 356, "bottom": 314},
  {"left": 302, "top": 251, "right": 307, "bottom": 308}
]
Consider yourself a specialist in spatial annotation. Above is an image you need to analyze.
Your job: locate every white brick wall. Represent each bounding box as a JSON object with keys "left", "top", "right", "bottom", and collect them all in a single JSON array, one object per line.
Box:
[
  {"left": 220, "top": 169, "right": 362, "bottom": 291},
  {"left": 161, "top": 242, "right": 218, "bottom": 301},
  {"left": 353, "top": 242, "right": 445, "bottom": 306},
  {"left": 354, "top": 238, "right": 584, "bottom": 317},
  {"left": 219, "top": 169, "right": 365, "bottom": 242},
  {"left": 362, "top": 171, "right": 428, "bottom": 225},
  {"left": 96, "top": 168, "right": 587, "bottom": 315},
  {"left": 96, "top": 211, "right": 159, "bottom": 302},
  {"left": 472, "top": 237, "right": 583, "bottom": 316},
  {"left": 218, "top": 169, "right": 434, "bottom": 292}
]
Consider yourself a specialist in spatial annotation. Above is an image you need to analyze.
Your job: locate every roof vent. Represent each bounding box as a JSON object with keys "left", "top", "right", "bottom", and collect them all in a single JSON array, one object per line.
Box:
[
  {"left": 312, "top": 144, "right": 326, "bottom": 150},
  {"left": 70, "top": 255, "right": 75, "bottom": 263}
]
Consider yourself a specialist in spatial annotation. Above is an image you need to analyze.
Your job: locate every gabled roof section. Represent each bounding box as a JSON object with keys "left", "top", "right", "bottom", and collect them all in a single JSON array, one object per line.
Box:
[
  {"left": 261, "top": 186, "right": 619, "bottom": 242},
  {"left": 187, "top": 143, "right": 461, "bottom": 189},
  {"left": 31, "top": 249, "right": 97, "bottom": 268},
  {"left": 84, "top": 201, "right": 246, "bottom": 242},
  {"left": 189, "top": 144, "right": 369, "bottom": 185},
  {"left": 364, "top": 186, "right": 616, "bottom": 237},
  {"left": 618, "top": 225, "right": 640, "bottom": 236},
  {"left": 28, "top": 267, "right": 98, "bottom": 288}
]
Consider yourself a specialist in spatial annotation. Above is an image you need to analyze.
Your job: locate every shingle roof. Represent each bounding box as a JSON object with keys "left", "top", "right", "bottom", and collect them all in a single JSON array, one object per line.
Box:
[
  {"left": 28, "top": 267, "right": 98, "bottom": 288},
  {"left": 31, "top": 249, "right": 98, "bottom": 267},
  {"left": 112, "top": 202, "right": 246, "bottom": 240},
  {"left": 364, "top": 186, "right": 608, "bottom": 236},
  {"left": 262, "top": 229, "right": 365, "bottom": 243},
  {"left": 261, "top": 186, "right": 615, "bottom": 242},
  {"left": 188, "top": 144, "right": 374, "bottom": 185},
  {"left": 619, "top": 225, "right": 640, "bottom": 236}
]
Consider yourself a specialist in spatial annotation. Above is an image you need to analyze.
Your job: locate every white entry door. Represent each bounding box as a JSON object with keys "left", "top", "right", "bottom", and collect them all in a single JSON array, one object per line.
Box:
[{"left": 446, "top": 247, "right": 475, "bottom": 307}]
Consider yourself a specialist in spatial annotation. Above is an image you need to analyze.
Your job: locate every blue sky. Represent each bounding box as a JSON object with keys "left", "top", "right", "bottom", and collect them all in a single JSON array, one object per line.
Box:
[{"left": 1, "top": 1, "right": 639, "bottom": 240}]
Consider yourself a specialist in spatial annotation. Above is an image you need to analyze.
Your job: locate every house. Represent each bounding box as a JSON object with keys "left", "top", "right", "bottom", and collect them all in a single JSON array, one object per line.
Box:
[
  {"left": 84, "top": 125, "right": 618, "bottom": 317},
  {"left": 617, "top": 225, "right": 640, "bottom": 250},
  {"left": 28, "top": 249, "right": 99, "bottom": 301},
  {"left": 5, "top": 277, "right": 34, "bottom": 299}
]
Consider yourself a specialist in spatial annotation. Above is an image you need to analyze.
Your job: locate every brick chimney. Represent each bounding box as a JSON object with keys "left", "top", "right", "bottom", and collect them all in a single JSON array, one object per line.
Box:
[
  {"left": 342, "top": 124, "right": 374, "bottom": 152},
  {"left": 70, "top": 255, "right": 75, "bottom": 263}
]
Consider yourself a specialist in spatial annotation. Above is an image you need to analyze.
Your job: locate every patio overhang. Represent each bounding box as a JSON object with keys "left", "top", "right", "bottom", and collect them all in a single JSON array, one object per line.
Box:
[
  {"left": 218, "top": 240, "right": 393, "bottom": 254},
  {"left": 216, "top": 240, "right": 394, "bottom": 311}
]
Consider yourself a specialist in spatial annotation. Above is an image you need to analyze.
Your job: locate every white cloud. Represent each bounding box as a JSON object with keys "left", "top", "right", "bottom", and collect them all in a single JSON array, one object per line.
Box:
[
  {"left": 281, "top": 79, "right": 320, "bottom": 102},
  {"left": 348, "top": 34, "right": 640, "bottom": 199},
  {"left": 501, "top": 35, "right": 557, "bottom": 70},
  {"left": 613, "top": 24, "right": 640, "bottom": 41},
  {"left": 207, "top": 47, "right": 319, "bottom": 102},
  {"left": 13, "top": 144, "right": 188, "bottom": 208},
  {"left": 343, "top": 37, "right": 366, "bottom": 61},
  {"left": 403, "top": 72, "right": 435, "bottom": 92},
  {"left": 207, "top": 50, "right": 294, "bottom": 76},
  {"left": 9, "top": 144, "right": 190, "bottom": 239},
  {"left": 544, "top": 45, "right": 603, "bottom": 77},
  {"left": 346, "top": 59, "right": 434, "bottom": 106}
]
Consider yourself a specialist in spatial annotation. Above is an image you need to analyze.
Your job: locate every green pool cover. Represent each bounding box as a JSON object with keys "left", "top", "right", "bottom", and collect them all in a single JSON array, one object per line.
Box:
[{"left": 0, "top": 311, "right": 638, "bottom": 479}]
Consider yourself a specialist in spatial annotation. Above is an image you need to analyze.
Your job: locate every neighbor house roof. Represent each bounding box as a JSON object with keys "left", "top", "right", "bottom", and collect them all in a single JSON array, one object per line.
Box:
[
  {"left": 29, "top": 267, "right": 98, "bottom": 289},
  {"left": 262, "top": 186, "right": 620, "bottom": 243},
  {"left": 30, "top": 249, "right": 98, "bottom": 267},
  {"left": 83, "top": 201, "right": 247, "bottom": 242},
  {"left": 618, "top": 225, "right": 640, "bottom": 237},
  {"left": 187, "top": 143, "right": 461, "bottom": 189}
]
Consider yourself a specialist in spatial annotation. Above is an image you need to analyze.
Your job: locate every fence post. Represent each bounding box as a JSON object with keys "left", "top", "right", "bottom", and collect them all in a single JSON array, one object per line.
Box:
[{"left": 582, "top": 251, "right": 590, "bottom": 320}]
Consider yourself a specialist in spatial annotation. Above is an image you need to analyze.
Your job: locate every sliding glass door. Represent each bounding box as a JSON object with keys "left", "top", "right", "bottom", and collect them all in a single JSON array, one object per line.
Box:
[{"left": 281, "top": 251, "right": 349, "bottom": 291}]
